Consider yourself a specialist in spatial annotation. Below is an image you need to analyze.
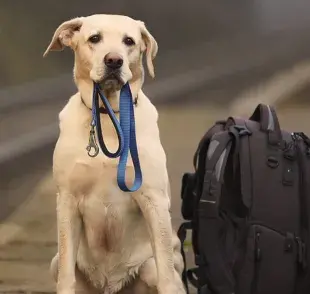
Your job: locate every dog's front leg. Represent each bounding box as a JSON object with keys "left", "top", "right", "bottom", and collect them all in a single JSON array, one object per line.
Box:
[
  {"left": 56, "top": 191, "right": 81, "bottom": 294},
  {"left": 134, "top": 189, "right": 177, "bottom": 294}
]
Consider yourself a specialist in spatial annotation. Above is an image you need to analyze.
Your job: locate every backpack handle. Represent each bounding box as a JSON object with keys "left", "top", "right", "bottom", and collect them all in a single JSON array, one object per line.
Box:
[{"left": 249, "top": 104, "right": 282, "bottom": 145}]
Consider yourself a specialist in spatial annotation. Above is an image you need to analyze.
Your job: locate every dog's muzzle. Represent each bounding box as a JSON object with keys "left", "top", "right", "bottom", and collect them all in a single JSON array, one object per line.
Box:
[{"left": 97, "top": 52, "right": 125, "bottom": 87}]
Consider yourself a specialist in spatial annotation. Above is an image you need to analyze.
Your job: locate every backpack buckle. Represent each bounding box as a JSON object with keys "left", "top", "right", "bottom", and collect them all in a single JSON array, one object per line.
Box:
[
  {"left": 295, "top": 236, "right": 307, "bottom": 270},
  {"left": 231, "top": 125, "right": 252, "bottom": 136},
  {"left": 199, "top": 284, "right": 213, "bottom": 294},
  {"left": 195, "top": 254, "right": 206, "bottom": 266}
]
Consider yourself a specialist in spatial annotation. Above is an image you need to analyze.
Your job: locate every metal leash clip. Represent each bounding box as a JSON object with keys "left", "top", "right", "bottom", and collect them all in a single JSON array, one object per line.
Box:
[{"left": 86, "top": 123, "right": 99, "bottom": 157}]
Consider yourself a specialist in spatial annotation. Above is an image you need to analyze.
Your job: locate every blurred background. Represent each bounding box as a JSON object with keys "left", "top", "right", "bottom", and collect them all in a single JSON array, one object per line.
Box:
[{"left": 1, "top": 1, "right": 310, "bottom": 292}]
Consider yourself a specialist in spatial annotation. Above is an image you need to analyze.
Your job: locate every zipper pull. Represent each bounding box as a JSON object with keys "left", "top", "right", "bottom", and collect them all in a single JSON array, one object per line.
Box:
[
  {"left": 295, "top": 132, "right": 310, "bottom": 157},
  {"left": 295, "top": 236, "right": 307, "bottom": 270},
  {"left": 254, "top": 231, "right": 261, "bottom": 261},
  {"left": 299, "top": 132, "right": 310, "bottom": 146}
]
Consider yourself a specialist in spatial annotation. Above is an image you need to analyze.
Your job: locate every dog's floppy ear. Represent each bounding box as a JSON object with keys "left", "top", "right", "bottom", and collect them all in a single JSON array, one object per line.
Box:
[
  {"left": 137, "top": 21, "right": 158, "bottom": 78},
  {"left": 43, "top": 17, "right": 84, "bottom": 57}
]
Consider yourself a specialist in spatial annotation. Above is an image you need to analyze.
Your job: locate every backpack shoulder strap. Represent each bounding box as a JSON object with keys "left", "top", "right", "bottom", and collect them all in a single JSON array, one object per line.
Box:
[
  {"left": 196, "top": 130, "right": 236, "bottom": 293},
  {"left": 226, "top": 116, "right": 253, "bottom": 208},
  {"left": 193, "top": 120, "right": 226, "bottom": 170},
  {"left": 178, "top": 120, "right": 227, "bottom": 293},
  {"left": 188, "top": 118, "right": 253, "bottom": 293},
  {"left": 193, "top": 121, "right": 227, "bottom": 203},
  {"left": 200, "top": 130, "right": 233, "bottom": 205}
]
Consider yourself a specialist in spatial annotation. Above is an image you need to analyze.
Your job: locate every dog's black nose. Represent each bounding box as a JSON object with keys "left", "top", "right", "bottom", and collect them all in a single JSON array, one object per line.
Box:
[{"left": 104, "top": 53, "right": 123, "bottom": 69}]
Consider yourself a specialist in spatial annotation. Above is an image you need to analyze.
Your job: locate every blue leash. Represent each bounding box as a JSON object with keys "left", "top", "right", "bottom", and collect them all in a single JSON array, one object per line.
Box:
[
  {"left": 86, "top": 82, "right": 142, "bottom": 192},
  {"left": 117, "top": 83, "right": 142, "bottom": 192}
]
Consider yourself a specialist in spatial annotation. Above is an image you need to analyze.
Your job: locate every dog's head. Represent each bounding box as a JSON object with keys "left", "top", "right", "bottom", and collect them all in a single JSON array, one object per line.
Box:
[{"left": 44, "top": 14, "right": 158, "bottom": 91}]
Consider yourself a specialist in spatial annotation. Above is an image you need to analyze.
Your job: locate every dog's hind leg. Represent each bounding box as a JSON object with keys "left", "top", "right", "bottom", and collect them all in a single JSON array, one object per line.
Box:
[
  {"left": 50, "top": 254, "right": 98, "bottom": 294},
  {"left": 117, "top": 277, "right": 155, "bottom": 294},
  {"left": 134, "top": 228, "right": 185, "bottom": 294},
  {"left": 138, "top": 257, "right": 186, "bottom": 294}
]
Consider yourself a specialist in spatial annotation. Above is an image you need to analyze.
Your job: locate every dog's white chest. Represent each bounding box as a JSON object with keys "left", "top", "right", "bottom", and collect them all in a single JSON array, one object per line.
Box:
[
  {"left": 81, "top": 189, "right": 140, "bottom": 250},
  {"left": 71, "top": 159, "right": 139, "bottom": 245}
]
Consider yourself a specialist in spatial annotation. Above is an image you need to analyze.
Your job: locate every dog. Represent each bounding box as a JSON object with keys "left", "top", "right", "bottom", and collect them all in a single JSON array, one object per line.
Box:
[{"left": 43, "top": 14, "right": 186, "bottom": 294}]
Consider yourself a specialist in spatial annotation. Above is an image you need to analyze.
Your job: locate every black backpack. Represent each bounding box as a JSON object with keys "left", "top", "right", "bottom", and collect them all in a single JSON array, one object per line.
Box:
[{"left": 178, "top": 103, "right": 310, "bottom": 294}]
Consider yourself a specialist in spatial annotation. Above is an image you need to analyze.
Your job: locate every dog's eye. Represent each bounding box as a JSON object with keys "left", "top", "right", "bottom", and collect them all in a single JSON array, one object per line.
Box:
[
  {"left": 123, "top": 37, "right": 135, "bottom": 46},
  {"left": 88, "top": 34, "right": 101, "bottom": 44}
]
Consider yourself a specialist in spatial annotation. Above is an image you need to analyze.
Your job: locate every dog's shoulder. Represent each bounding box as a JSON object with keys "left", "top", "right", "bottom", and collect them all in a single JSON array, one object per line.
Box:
[
  {"left": 58, "top": 93, "right": 89, "bottom": 130},
  {"left": 135, "top": 90, "right": 159, "bottom": 136},
  {"left": 58, "top": 93, "right": 84, "bottom": 121},
  {"left": 137, "top": 90, "right": 158, "bottom": 119}
]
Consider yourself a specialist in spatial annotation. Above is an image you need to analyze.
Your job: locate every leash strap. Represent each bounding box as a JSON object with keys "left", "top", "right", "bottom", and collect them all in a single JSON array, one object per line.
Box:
[
  {"left": 117, "top": 83, "right": 143, "bottom": 192},
  {"left": 92, "top": 82, "right": 142, "bottom": 192},
  {"left": 93, "top": 83, "right": 124, "bottom": 158}
]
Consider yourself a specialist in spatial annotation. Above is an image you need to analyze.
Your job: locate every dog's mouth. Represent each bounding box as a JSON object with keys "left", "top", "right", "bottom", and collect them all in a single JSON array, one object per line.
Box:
[{"left": 98, "top": 71, "right": 124, "bottom": 90}]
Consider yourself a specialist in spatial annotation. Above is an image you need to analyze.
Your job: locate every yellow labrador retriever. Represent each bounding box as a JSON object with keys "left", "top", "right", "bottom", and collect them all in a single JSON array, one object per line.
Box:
[{"left": 44, "top": 14, "right": 185, "bottom": 294}]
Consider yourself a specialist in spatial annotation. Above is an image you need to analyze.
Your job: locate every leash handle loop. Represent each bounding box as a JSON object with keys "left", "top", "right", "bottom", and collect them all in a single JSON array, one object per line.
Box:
[
  {"left": 92, "top": 83, "right": 124, "bottom": 158},
  {"left": 117, "top": 83, "right": 143, "bottom": 192}
]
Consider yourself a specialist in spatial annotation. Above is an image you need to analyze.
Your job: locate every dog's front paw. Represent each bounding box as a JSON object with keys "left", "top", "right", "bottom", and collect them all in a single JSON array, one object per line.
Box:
[
  {"left": 57, "top": 289, "right": 75, "bottom": 294},
  {"left": 57, "top": 290, "right": 75, "bottom": 294},
  {"left": 158, "top": 283, "right": 180, "bottom": 294},
  {"left": 57, "top": 283, "right": 75, "bottom": 294}
]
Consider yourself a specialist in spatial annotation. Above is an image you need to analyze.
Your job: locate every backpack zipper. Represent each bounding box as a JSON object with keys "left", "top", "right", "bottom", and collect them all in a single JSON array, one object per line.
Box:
[
  {"left": 252, "top": 228, "right": 261, "bottom": 294},
  {"left": 292, "top": 133, "right": 308, "bottom": 270}
]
